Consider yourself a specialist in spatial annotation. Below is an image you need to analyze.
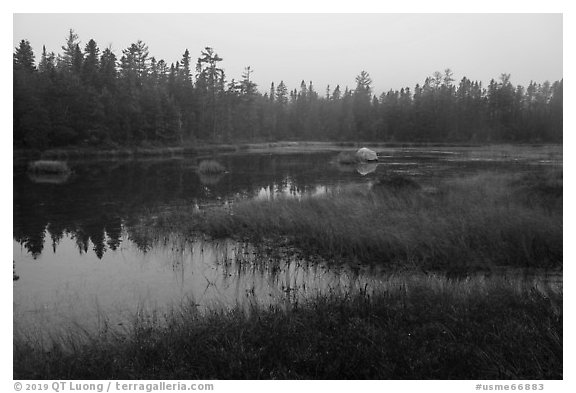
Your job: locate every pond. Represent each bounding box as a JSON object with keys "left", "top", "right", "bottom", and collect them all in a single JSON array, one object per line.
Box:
[{"left": 13, "top": 145, "right": 562, "bottom": 338}]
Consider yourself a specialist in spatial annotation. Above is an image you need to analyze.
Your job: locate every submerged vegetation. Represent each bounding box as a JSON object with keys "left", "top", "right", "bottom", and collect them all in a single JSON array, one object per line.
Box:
[{"left": 14, "top": 274, "right": 562, "bottom": 379}]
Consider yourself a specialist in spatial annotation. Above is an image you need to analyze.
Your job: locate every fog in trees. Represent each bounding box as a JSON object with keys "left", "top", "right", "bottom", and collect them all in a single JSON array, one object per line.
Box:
[{"left": 13, "top": 30, "right": 563, "bottom": 150}]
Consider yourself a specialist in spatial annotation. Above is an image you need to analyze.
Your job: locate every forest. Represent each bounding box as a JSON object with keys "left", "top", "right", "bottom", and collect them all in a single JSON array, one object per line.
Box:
[{"left": 13, "top": 30, "right": 563, "bottom": 149}]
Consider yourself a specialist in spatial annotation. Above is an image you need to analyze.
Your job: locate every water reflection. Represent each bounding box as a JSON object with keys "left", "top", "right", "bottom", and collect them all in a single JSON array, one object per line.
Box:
[
  {"left": 14, "top": 150, "right": 561, "bottom": 260},
  {"left": 13, "top": 230, "right": 380, "bottom": 339},
  {"left": 27, "top": 171, "right": 72, "bottom": 185},
  {"left": 13, "top": 227, "right": 562, "bottom": 343},
  {"left": 198, "top": 172, "right": 225, "bottom": 186},
  {"left": 13, "top": 147, "right": 562, "bottom": 340},
  {"left": 356, "top": 162, "right": 378, "bottom": 176}
]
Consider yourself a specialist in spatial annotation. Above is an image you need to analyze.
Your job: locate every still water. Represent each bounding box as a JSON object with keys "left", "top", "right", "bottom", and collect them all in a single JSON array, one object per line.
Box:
[{"left": 13, "top": 146, "right": 562, "bottom": 337}]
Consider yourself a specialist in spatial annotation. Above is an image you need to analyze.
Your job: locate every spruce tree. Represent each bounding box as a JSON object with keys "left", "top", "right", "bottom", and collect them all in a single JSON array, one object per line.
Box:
[
  {"left": 82, "top": 39, "right": 100, "bottom": 86},
  {"left": 13, "top": 40, "right": 36, "bottom": 72}
]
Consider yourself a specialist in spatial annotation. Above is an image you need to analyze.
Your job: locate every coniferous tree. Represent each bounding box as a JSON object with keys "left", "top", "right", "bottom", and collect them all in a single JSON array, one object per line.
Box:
[
  {"left": 180, "top": 49, "right": 192, "bottom": 84},
  {"left": 12, "top": 30, "right": 563, "bottom": 149},
  {"left": 82, "top": 39, "right": 100, "bottom": 87},
  {"left": 276, "top": 81, "right": 288, "bottom": 105},
  {"left": 100, "top": 47, "right": 117, "bottom": 90},
  {"left": 14, "top": 40, "right": 36, "bottom": 72},
  {"left": 196, "top": 47, "right": 225, "bottom": 140},
  {"left": 332, "top": 85, "right": 341, "bottom": 101},
  {"left": 58, "top": 29, "right": 80, "bottom": 72},
  {"left": 71, "top": 44, "right": 84, "bottom": 75},
  {"left": 353, "top": 71, "right": 373, "bottom": 140},
  {"left": 38, "top": 45, "right": 56, "bottom": 75},
  {"left": 269, "top": 82, "right": 275, "bottom": 102}
]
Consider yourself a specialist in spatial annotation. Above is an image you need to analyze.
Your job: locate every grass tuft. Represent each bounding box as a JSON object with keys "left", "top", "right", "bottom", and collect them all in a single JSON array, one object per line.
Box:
[
  {"left": 27, "top": 160, "right": 70, "bottom": 174},
  {"left": 197, "top": 160, "right": 226, "bottom": 174}
]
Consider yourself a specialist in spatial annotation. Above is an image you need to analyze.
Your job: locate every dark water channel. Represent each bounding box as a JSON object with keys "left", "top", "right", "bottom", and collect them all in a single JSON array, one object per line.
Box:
[{"left": 13, "top": 146, "right": 562, "bottom": 337}]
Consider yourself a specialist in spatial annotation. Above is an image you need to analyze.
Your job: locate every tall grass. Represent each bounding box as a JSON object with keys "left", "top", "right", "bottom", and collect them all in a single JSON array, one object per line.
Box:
[
  {"left": 182, "top": 171, "right": 562, "bottom": 271},
  {"left": 13, "top": 273, "right": 562, "bottom": 379}
]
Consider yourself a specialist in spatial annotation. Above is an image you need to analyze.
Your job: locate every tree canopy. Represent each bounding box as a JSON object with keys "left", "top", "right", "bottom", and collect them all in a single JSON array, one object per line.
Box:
[{"left": 14, "top": 30, "right": 563, "bottom": 149}]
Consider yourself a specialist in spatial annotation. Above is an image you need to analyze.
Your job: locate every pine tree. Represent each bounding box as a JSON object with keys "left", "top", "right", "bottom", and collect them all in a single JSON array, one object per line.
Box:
[
  {"left": 353, "top": 71, "right": 374, "bottom": 140},
  {"left": 58, "top": 29, "right": 80, "bottom": 72},
  {"left": 355, "top": 71, "right": 372, "bottom": 95},
  {"left": 196, "top": 47, "right": 225, "bottom": 140}
]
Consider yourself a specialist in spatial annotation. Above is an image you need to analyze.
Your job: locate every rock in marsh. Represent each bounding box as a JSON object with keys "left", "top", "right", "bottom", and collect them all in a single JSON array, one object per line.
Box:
[{"left": 356, "top": 148, "right": 378, "bottom": 162}]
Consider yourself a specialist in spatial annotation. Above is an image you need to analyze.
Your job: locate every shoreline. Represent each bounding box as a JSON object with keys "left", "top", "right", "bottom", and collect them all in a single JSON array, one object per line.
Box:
[{"left": 13, "top": 141, "right": 562, "bottom": 161}]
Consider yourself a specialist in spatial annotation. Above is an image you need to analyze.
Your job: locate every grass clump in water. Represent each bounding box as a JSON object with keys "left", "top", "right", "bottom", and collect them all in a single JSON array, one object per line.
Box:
[
  {"left": 197, "top": 160, "right": 226, "bottom": 174},
  {"left": 27, "top": 160, "right": 70, "bottom": 174}
]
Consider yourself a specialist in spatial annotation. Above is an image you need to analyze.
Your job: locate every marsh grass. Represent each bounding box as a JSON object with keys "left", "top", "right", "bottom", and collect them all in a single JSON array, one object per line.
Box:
[
  {"left": 512, "top": 170, "right": 563, "bottom": 212},
  {"left": 372, "top": 174, "right": 421, "bottom": 191},
  {"left": 13, "top": 273, "right": 562, "bottom": 379},
  {"left": 197, "top": 160, "right": 226, "bottom": 174},
  {"left": 183, "top": 171, "right": 562, "bottom": 271}
]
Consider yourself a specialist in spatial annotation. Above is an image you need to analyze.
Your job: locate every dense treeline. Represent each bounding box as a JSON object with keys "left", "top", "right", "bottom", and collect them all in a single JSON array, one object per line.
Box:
[{"left": 13, "top": 31, "right": 563, "bottom": 149}]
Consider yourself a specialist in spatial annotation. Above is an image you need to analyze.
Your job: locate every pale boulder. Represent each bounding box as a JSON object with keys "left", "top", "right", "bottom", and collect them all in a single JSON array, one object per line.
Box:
[{"left": 355, "top": 147, "right": 378, "bottom": 162}]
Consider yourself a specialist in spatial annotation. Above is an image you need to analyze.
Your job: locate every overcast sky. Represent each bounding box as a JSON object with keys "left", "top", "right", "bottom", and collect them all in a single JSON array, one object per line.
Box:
[{"left": 13, "top": 13, "right": 562, "bottom": 95}]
